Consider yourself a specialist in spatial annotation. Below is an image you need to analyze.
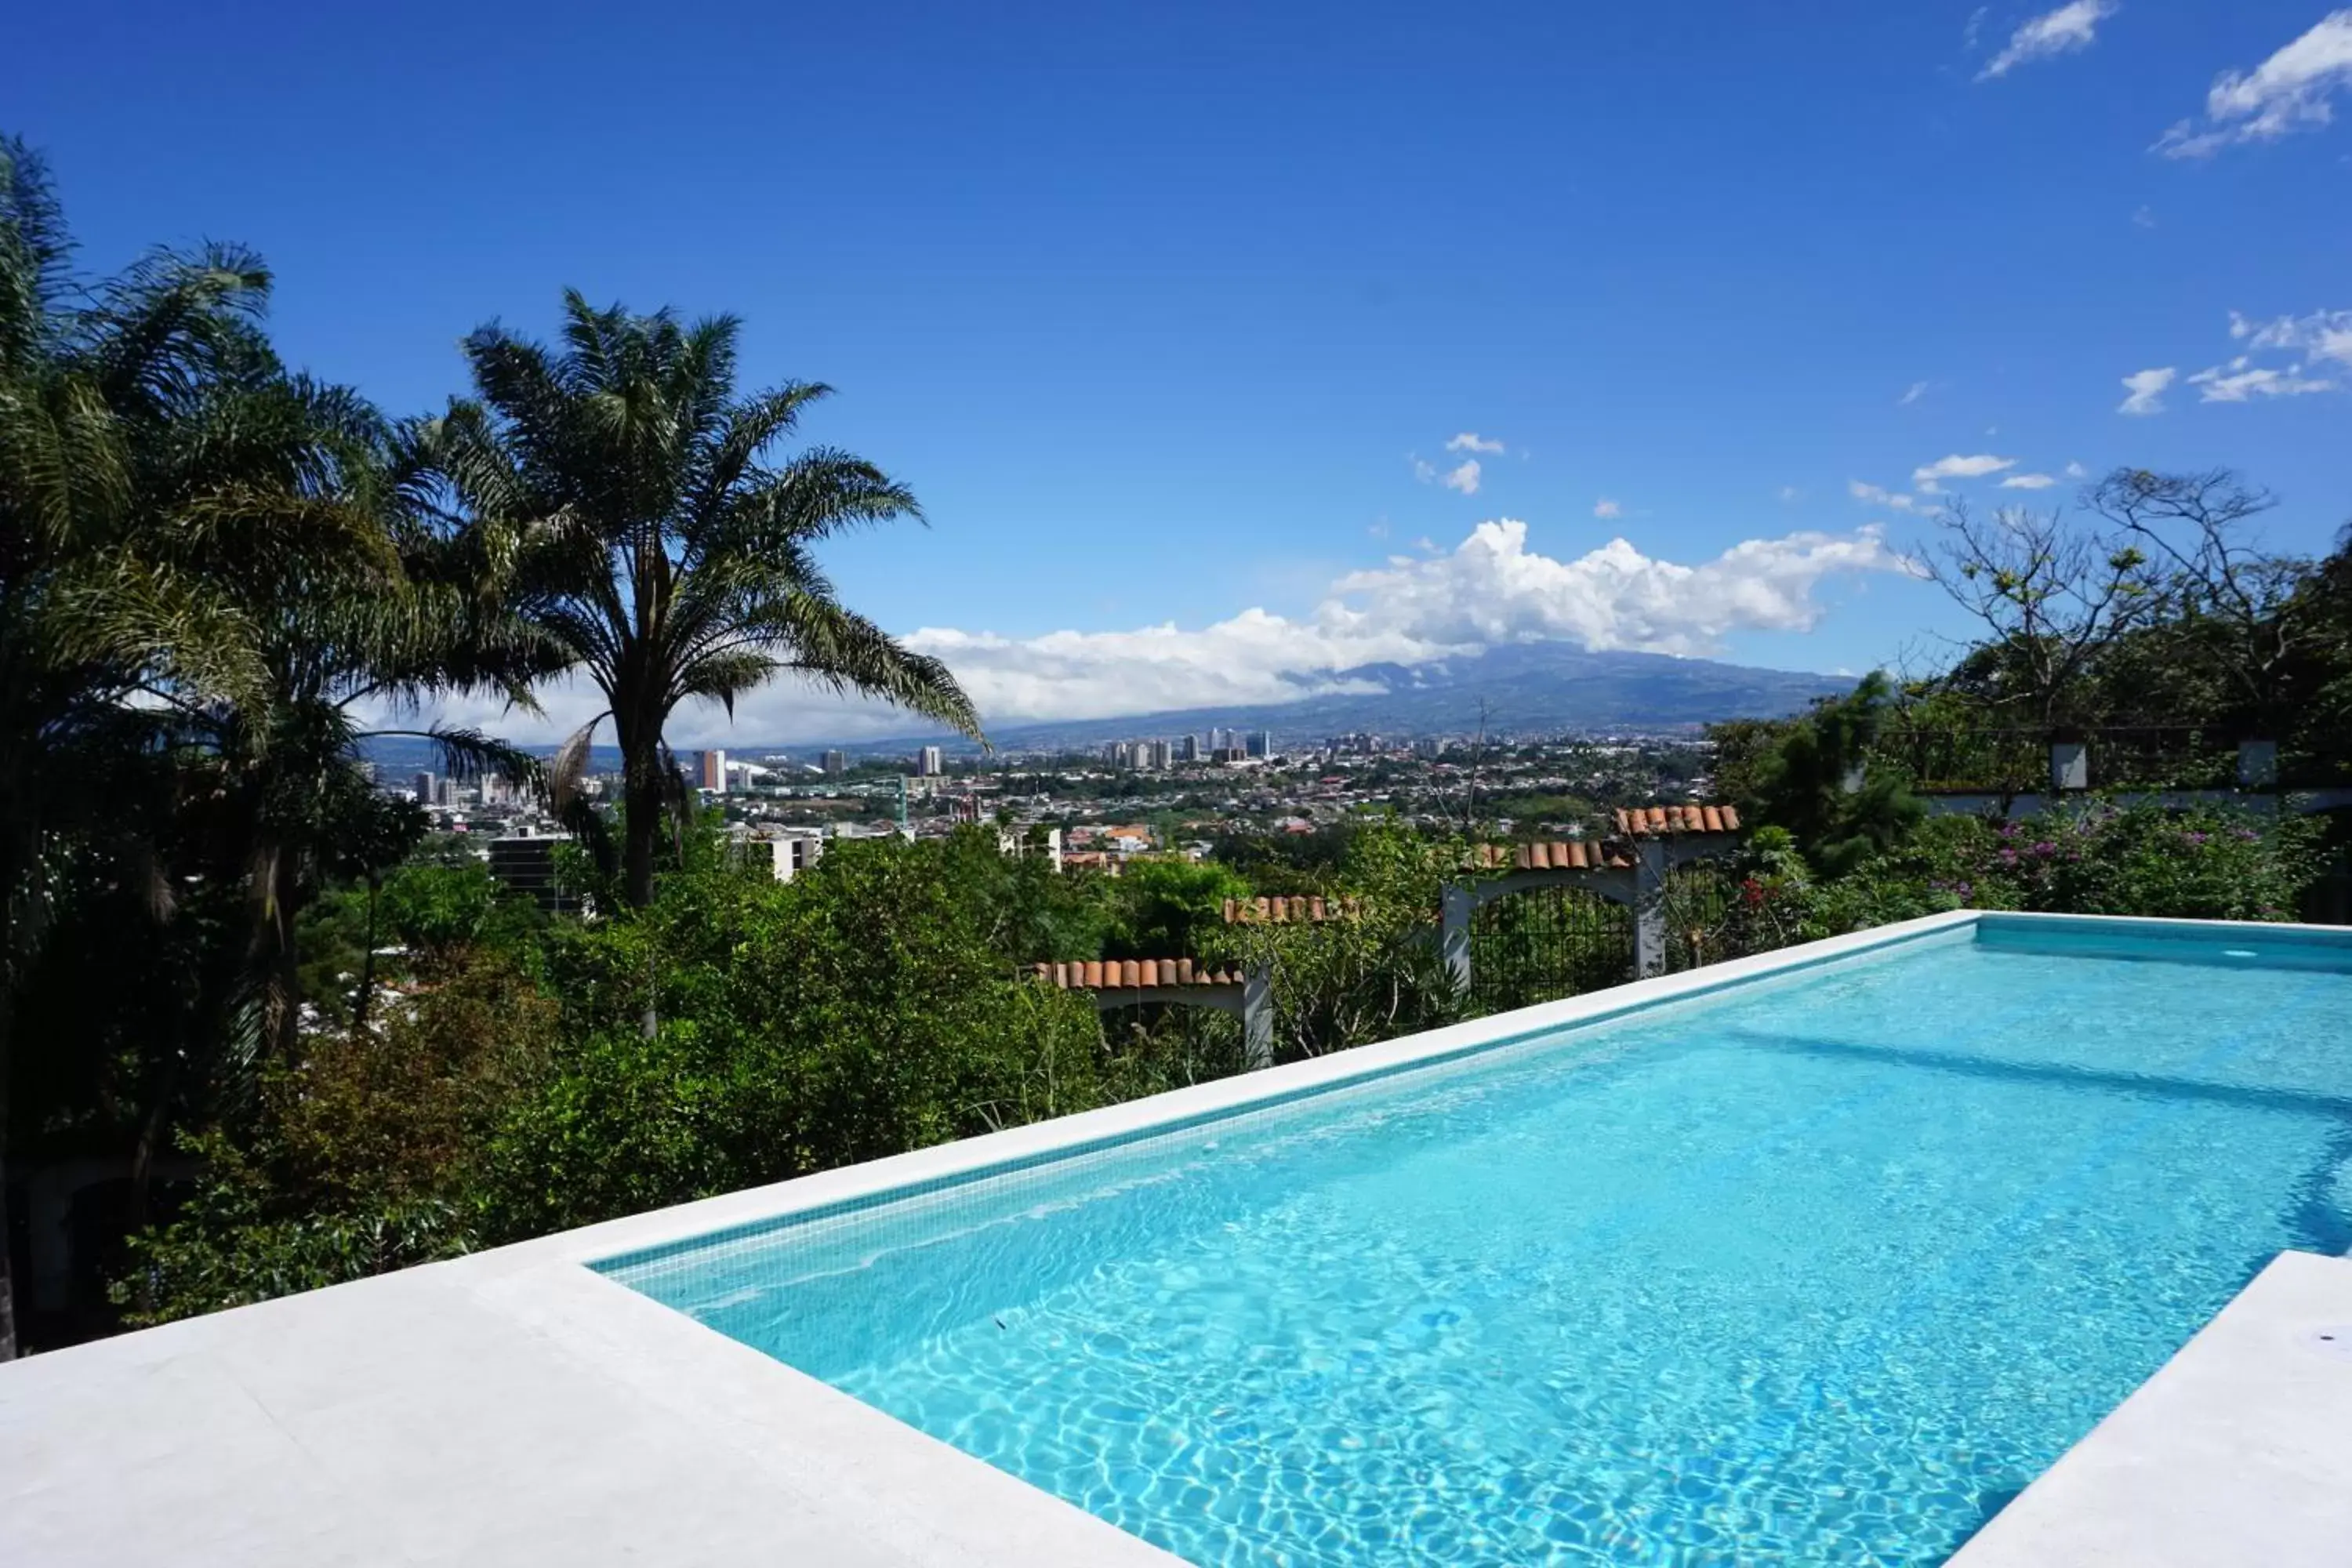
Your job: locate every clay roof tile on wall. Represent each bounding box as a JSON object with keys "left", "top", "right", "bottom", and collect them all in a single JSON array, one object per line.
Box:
[
  {"left": 1222, "top": 895, "right": 1360, "bottom": 925},
  {"left": 1612, "top": 804, "right": 1741, "bottom": 837},
  {"left": 1031, "top": 958, "right": 1243, "bottom": 989}
]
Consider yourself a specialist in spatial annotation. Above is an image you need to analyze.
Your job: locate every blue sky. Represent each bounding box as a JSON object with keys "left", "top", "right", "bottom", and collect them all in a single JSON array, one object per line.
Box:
[{"left": 9, "top": 2, "right": 2351, "bottom": 740}]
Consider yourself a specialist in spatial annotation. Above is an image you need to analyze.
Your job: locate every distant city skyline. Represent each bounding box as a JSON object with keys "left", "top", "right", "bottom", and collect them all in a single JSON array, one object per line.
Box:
[{"left": 15, "top": 2, "right": 2350, "bottom": 746}]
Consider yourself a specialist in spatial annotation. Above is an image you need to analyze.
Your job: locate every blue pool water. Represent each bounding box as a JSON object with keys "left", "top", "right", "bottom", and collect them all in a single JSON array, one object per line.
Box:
[{"left": 604, "top": 919, "right": 2352, "bottom": 1566}]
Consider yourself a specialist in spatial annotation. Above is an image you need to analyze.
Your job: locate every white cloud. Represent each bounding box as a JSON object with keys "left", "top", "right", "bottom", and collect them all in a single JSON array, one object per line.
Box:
[
  {"left": 883, "top": 522, "right": 1910, "bottom": 730},
  {"left": 2230, "top": 307, "right": 2352, "bottom": 368},
  {"left": 1410, "top": 456, "right": 1437, "bottom": 483},
  {"left": 2118, "top": 366, "right": 2176, "bottom": 415},
  {"left": 1911, "top": 453, "right": 2018, "bottom": 485},
  {"left": 2000, "top": 473, "right": 2058, "bottom": 489},
  {"left": 1964, "top": 5, "right": 1989, "bottom": 49},
  {"left": 1897, "top": 380, "right": 1930, "bottom": 406},
  {"left": 397, "top": 520, "right": 1914, "bottom": 742},
  {"left": 2155, "top": 10, "right": 2352, "bottom": 157},
  {"left": 1849, "top": 479, "right": 1932, "bottom": 514},
  {"left": 1445, "top": 432, "right": 1506, "bottom": 454},
  {"left": 1777, "top": 485, "right": 1802, "bottom": 503},
  {"left": 2127, "top": 312, "right": 2347, "bottom": 411},
  {"left": 2187, "top": 361, "right": 2336, "bottom": 401},
  {"left": 2063, "top": 460, "right": 2088, "bottom": 477},
  {"left": 1980, "top": 0, "right": 2118, "bottom": 80},
  {"left": 1592, "top": 497, "right": 1623, "bottom": 519},
  {"left": 2132, "top": 204, "right": 2157, "bottom": 229},
  {"left": 1443, "top": 459, "right": 1483, "bottom": 495}
]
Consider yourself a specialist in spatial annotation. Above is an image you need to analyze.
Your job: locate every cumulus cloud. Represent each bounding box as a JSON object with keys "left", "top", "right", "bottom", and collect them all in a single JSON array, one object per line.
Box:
[
  {"left": 1592, "top": 497, "right": 1623, "bottom": 519},
  {"left": 2000, "top": 473, "right": 2058, "bottom": 489},
  {"left": 888, "top": 523, "right": 1910, "bottom": 730},
  {"left": 2118, "top": 366, "right": 2176, "bottom": 415},
  {"left": 1980, "top": 0, "right": 2118, "bottom": 80},
  {"left": 2064, "top": 460, "right": 2088, "bottom": 477},
  {"left": 2156, "top": 10, "right": 2352, "bottom": 157},
  {"left": 1912, "top": 453, "right": 2018, "bottom": 485},
  {"left": 1442, "top": 459, "right": 1483, "bottom": 494},
  {"left": 401, "top": 520, "right": 1913, "bottom": 742},
  {"left": 1445, "top": 432, "right": 1506, "bottom": 454}
]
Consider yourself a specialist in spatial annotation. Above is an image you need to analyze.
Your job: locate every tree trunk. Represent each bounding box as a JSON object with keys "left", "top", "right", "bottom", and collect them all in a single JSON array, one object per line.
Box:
[
  {"left": 351, "top": 879, "right": 379, "bottom": 1031},
  {"left": 622, "top": 761, "right": 660, "bottom": 910}
]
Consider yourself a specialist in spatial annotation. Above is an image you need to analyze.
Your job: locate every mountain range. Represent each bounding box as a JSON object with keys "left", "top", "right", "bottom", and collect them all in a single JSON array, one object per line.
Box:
[
  {"left": 359, "top": 645, "right": 1850, "bottom": 773},
  {"left": 940, "top": 644, "right": 1851, "bottom": 753}
]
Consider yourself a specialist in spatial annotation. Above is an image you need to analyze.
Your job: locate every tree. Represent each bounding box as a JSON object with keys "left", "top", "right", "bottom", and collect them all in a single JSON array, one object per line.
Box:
[
  {"left": 1922, "top": 494, "right": 2155, "bottom": 735},
  {"left": 2085, "top": 467, "right": 2317, "bottom": 739},
  {"left": 0, "top": 137, "right": 278, "bottom": 1359},
  {"left": 1744, "top": 673, "right": 1924, "bottom": 876},
  {"left": 426, "top": 294, "right": 982, "bottom": 908},
  {"left": 93, "top": 366, "right": 552, "bottom": 1070}
]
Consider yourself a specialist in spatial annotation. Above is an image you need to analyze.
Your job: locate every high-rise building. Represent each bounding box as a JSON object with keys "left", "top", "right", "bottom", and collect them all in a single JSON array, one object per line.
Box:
[
  {"left": 1175, "top": 735, "right": 1200, "bottom": 764},
  {"left": 917, "top": 745, "right": 945, "bottom": 777},
  {"left": 412, "top": 770, "right": 437, "bottom": 804},
  {"left": 699, "top": 748, "right": 729, "bottom": 793},
  {"left": 1247, "top": 731, "right": 1273, "bottom": 759},
  {"left": 822, "top": 749, "right": 847, "bottom": 777}
]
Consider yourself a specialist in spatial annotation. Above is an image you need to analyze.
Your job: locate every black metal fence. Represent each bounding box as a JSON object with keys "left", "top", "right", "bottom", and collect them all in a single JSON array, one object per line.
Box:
[
  {"left": 1467, "top": 884, "right": 1632, "bottom": 1014},
  {"left": 1871, "top": 724, "right": 2246, "bottom": 793}
]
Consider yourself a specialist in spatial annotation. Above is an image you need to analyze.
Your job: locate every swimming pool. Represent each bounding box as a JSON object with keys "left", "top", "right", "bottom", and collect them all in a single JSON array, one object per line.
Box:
[{"left": 601, "top": 915, "right": 2352, "bottom": 1566}]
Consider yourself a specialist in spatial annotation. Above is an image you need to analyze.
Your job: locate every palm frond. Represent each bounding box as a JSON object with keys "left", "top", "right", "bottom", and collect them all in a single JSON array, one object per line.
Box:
[{"left": 546, "top": 715, "right": 603, "bottom": 811}]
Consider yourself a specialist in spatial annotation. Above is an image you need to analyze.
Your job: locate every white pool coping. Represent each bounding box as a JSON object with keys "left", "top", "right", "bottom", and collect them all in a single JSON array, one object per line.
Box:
[{"left": 4, "top": 908, "right": 2350, "bottom": 1566}]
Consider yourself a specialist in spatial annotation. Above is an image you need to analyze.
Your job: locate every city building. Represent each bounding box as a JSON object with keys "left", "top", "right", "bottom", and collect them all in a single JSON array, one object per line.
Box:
[
  {"left": 1175, "top": 735, "right": 1200, "bottom": 764},
  {"left": 996, "top": 825, "right": 1065, "bottom": 873},
  {"left": 486, "top": 831, "right": 577, "bottom": 913},
  {"left": 917, "top": 745, "right": 945, "bottom": 777},
  {"left": 822, "top": 750, "right": 847, "bottom": 777},
  {"left": 699, "top": 749, "right": 729, "bottom": 793},
  {"left": 728, "top": 827, "right": 826, "bottom": 883},
  {"left": 412, "top": 770, "right": 436, "bottom": 804},
  {"left": 1248, "top": 731, "right": 1274, "bottom": 759}
]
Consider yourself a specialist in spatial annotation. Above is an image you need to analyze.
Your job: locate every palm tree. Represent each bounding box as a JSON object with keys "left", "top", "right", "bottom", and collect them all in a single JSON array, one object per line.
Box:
[
  {"left": 0, "top": 136, "right": 280, "bottom": 1359},
  {"left": 0, "top": 140, "right": 549, "bottom": 1351},
  {"left": 96, "top": 368, "right": 554, "bottom": 1073},
  {"left": 426, "top": 292, "right": 982, "bottom": 909}
]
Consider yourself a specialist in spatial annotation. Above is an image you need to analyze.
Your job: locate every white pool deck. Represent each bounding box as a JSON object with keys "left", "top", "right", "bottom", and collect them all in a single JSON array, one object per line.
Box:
[{"left": 5, "top": 909, "right": 2352, "bottom": 1567}]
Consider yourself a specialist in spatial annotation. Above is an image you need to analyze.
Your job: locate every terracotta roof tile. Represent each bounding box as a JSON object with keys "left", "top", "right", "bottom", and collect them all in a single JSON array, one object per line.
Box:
[
  {"left": 1031, "top": 960, "right": 1244, "bottom": 989},
  {"left": 1222, "top": 895, "right": 1363, "bottom": 924},
  {"left": 1612, "top": 804, "right": 1740, "bottom": 837},
  {"left": 1467, "top": 840, "right": 1636, "bottom": 873}
]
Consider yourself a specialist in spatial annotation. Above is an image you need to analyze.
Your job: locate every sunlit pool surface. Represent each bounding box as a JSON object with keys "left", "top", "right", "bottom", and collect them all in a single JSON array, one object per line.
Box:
[{"left": 602, "top": 918, "right": 2352, "bottom": 1566}]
